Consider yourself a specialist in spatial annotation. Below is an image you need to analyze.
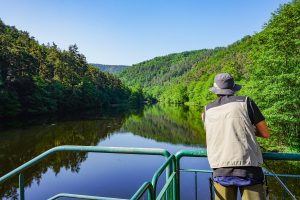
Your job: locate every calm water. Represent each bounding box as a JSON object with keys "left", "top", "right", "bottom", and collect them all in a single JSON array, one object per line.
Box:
[{"left": 0, "top": 104, "right": 299, "bottom": 199}]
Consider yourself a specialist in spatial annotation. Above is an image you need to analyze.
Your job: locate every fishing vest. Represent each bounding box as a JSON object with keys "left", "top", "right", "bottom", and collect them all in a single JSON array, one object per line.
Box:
[{"left": 204, "top": 97, "right": 263, "bottom": 168}]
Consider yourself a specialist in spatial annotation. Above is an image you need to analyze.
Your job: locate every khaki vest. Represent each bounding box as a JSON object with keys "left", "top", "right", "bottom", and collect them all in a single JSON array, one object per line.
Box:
[{"left": 204, "top": 97, "right": 263, "bottom": 168}]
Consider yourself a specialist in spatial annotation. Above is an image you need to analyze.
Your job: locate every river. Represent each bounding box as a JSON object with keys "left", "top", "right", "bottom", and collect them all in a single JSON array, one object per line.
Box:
[{"left": 0, "top": 104, "right": 299, "bottom": 199}]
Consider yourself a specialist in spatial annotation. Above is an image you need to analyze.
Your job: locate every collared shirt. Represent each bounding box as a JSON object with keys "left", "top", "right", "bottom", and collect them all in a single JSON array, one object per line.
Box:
[{"left": 204, "top": 95, "right": 265, "bottom": 125}]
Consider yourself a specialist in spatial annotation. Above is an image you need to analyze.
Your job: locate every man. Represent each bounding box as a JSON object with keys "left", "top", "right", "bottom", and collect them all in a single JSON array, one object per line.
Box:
[{"left": 202, "top": 73, "right": 270, "bottom": 200}]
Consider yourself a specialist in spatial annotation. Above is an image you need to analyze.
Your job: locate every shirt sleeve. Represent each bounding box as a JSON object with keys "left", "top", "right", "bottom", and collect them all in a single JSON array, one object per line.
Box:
[
  {"left": 247, "top": 97, "right": 265, "bottom": 125},
  {"left": 202, "top": 107, "right": 206, "bottom": 122}
]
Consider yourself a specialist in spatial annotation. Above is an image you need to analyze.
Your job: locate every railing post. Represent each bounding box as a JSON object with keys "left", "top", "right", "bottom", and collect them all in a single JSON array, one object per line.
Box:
[
  {"left": 165, "top": 165, "right": 171, "bottom": 200},
  {"left": 194, "top": 172, "right": 198, "bottom": 200},
  {"left": 147, "top": 183, "right": 154, "bottom": 200},
  {"left": 19, "top": 173, "right": 25, "bottom": 200},
  {"left": 175, "top": 158, "right": 180, "bottom": 200},
  {"left": 147, "top": 192, "right": 152, "bottom": 200},
  {"left": 173, "top": 171, "right": 176, "bottom": 200}
]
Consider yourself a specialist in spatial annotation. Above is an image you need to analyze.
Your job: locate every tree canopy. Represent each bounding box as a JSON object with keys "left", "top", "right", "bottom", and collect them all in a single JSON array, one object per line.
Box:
[
  {"left": 119, "top": 0, "right": 300, "bottom": 151},
  {"left": 0, "top": 20, "right": 143, "bottom": 118}
]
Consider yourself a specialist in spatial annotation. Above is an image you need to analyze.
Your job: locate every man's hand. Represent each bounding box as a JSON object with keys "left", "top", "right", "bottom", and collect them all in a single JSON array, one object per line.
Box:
[{"left": 255, "top": 121, "right": 270, "bottom": 138}]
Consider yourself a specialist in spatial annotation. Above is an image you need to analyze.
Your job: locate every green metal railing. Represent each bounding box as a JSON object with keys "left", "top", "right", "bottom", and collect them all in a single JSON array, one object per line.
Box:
[
  {"left": 48, "top": 181, "right": 154, "bottom": 200},
  {"left": 174, "top": 149, "right": 208, "bottom": 199},
  {"left": 152, "top": 155, "right": 176, "bottom": 200},
  {"left": 174, "top": 150, "right": 300, "bottom": 200},
  {"left": 131, "top": 182, "right": 154, "bottom": 200},
  {"left": 1, "top": 146, "right": 300, "bottom": 200},
  {"left": 0, "top": 145, "right": 171, "bottom": 200}
]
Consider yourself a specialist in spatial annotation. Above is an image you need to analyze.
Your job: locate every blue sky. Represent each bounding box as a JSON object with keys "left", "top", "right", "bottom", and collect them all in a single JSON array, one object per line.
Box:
[{"left": 0, "top": 0, "right": 291, "bottom": 65}]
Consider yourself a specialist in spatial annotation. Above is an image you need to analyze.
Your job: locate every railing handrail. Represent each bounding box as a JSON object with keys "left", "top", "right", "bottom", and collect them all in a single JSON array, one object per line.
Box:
[
  {"left": 179, "top": 168, "right": 300, "bottom": 178},
  {"left": 174, "top": 149, "right": 300, "bottom": 161},
  {"left": 48, "top": 182, "right": 154, "bottom": 200},
  {"left": 262, "top": 152, "right": 300, "bottom": 161},
  {"left": 0, "top": 145, "right": 171, "bottom": 184},
  {"left": 48, "top": 193, "right": 128, "bottom": 200}
]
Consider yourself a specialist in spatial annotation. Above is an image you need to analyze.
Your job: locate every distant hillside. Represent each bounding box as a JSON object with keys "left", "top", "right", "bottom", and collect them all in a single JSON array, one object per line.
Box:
[
  {"left": 119, "top": 1, "right": 300, "bottom": 152},
  {"left": 91, "top": 63, "right": 129, "bottom": 74},
  {"left": 118, "top": 49, "right": 218, "bottom": 87}
]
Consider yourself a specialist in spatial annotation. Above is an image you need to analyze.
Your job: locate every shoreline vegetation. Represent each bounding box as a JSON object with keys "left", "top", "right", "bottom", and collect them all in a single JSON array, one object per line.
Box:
[
  {"left": 0, "top": 1, "right": 299, "bottom": 153},
  {"left": 0, "top": 103, "right": 144, "bottom": 131}
]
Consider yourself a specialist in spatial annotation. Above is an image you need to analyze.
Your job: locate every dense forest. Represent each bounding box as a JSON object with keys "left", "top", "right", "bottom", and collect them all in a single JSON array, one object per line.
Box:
[
  {"left": 119, "top": 1, "right": 300, "bottom": 152},
  {"left": 91, "top": 63, "right": 128, "bottom": 74},
  {"left": 0, "top": 20, "right": 143, "bottom": 118}
]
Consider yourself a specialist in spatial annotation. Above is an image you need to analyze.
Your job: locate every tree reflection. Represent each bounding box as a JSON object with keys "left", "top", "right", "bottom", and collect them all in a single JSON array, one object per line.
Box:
[
  {"left": 0, "top": 105, "right": 299, "bottom": 199},
  {"left": 0, "top": 108, "right": 133, "bottom": 199},
  {"left": 122, "top": 104, "right": 206, "bottom": 146}
]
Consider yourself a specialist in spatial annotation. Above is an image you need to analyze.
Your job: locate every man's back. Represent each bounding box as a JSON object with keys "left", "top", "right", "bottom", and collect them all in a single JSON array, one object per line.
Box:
[
  {"left": 202, "top": 73, "right": 270, "bottom": 200},
  {"left": 204, "top": 96, "right": 263, "bottom": 168}
]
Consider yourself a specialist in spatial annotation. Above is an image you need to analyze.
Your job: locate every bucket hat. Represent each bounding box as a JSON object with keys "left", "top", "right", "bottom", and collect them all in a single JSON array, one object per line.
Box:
[{"left": 209, "top": 73, "right": 241, "bottom": 95}]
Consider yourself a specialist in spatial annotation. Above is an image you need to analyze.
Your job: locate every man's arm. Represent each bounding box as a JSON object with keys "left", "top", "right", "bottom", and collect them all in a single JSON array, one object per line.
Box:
[
  {"left": 247, "top": 97, "right": 270, "bottom": 138},
  {"left": 255, "top": 120, "right": 270, "bottom": 138}
]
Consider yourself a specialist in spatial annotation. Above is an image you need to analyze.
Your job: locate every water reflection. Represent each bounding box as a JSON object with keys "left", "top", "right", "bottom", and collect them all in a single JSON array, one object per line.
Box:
[
  {"left": 0, "top": 104, "right": 299, "bottom": 199},
  {"left": 122, "top": 105, "right": 206, "bottom": 146},
  {"left": 0, "top": 117, "right": 125, "bottom": 199}
]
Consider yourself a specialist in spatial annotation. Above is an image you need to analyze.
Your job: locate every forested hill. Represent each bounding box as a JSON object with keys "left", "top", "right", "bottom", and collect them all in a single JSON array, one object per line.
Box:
[
  {"left": 119, "top": 49, "right": 218, "bottom": 87},
  {"left": 0, "top": 20, "right": 142, "bottom": 118},
  {"left": 91, "top": 63, "right": 128, "bottom": 74},
  {"left": 119, "top": 1, "right": 300, "bottom": 151}
]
